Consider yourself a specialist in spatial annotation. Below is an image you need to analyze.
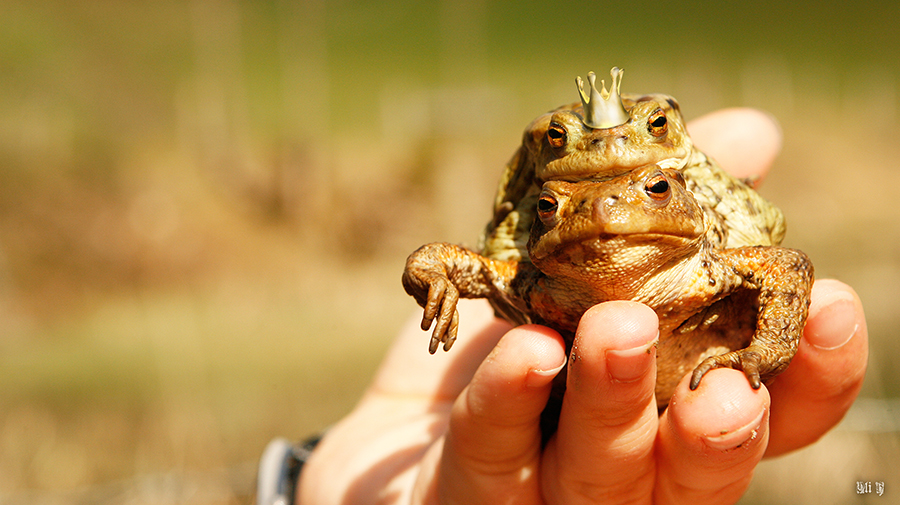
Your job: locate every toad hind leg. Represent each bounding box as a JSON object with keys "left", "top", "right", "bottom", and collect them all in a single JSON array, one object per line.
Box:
[
  {"left": 402, "top": 242, "right": 518, "bottom": 353},
  {"left": 690, "top": 246, "right": 814, "bottom": 390}
]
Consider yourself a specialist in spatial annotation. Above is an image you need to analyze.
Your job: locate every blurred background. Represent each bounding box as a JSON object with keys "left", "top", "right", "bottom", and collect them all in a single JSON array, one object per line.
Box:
[{"left": 0, "top": 1, "right": 897, "bottom": 503}]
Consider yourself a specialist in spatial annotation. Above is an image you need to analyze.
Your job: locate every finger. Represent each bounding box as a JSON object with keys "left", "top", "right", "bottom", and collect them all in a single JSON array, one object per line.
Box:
[
  {"left": 542, "top": 302, "right": 659, "bottom": 505},
  {"left": 687, "top": 108, "right": 782, "bottom": 181},
  {"left": 438, "top": 324, "right": 567, "bottom": 504},
  {"left": 302, "top": 301, "right": 513, "bottom": 505},
  {"left": 655, "top": 369, "right": 770, "bottom": 505},
  {"left": 374, "top": 299, "right": 513, "bottom": 401},
  {"left": 765, "top": 279, "right": 867, "bottom": 457}
]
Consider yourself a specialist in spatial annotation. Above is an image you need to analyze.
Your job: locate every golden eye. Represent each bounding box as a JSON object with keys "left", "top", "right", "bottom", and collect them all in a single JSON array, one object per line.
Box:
[
  {"left": 537, "top": 194, "right": 559, "bottom": 224},
  {"left": 537, "top": 195, "right": 558, "bottom": 213},
  {"left": 648, "top": 109, "right": 668, "bottom": 137},
  {"left": 645, "top": 175, "right": 670, "bottom": 200},
  {"left": 547, "top": 122, "right": 567, "bottom": 148}
]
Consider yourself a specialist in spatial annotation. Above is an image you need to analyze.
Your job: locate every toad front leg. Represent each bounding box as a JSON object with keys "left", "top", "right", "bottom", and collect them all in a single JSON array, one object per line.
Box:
[
  {"left": 690, "top": 246, "right": 814, "bottom": 390},
  {"left": 402, "top": 243, "right": 518, "bottom": 353}
]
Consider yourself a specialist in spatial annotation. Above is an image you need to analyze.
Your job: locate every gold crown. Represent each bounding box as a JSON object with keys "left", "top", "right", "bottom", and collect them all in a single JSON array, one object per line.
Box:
[{"left": 576, "top": 67, "right": 629, "bottom": 129}]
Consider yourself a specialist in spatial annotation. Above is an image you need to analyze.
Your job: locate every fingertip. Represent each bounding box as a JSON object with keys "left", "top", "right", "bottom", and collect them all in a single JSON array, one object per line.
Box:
[
  {"left": 578, "top": 301, "right": 659, "bottom": 355},
  {"left": 451, "top": 324, "right": 566, "bottom": 445},
  {"left": 379, "top": 299, "right": 512, "bottom": 399},
  {"left": 804, "top": 279, "right": 865, "bottom": 351},
  {"left": 464, "top": 324, "right": 566, "bottom": 406},
  {"left": 667, "top": 368, "right": 770, "bottom": 452},
  {"left": 688, "top": 107, "right": 782, "bottom": 180},
  {"left": 656, "top": 369, "right": 769, "bottom": 502},
  {"left": 568, "top": 301, "right": 659, "bottom": 403},
  {"left": 517, "top": 325, "right": 568, "bottom": 388},
  {"left": 570, "top": 300, "right": 660, "bottom": 386}
]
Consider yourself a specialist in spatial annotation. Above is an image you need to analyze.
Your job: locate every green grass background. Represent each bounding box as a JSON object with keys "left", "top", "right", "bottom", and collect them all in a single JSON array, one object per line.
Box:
[{"left": 0, "top": 1, "right": 898, "bottom": 503}]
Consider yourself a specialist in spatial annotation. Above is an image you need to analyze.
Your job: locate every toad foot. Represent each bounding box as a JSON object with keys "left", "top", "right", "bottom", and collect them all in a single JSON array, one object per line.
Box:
[{"left": 689, "top": 344, "right": 791, "bottom": 391}]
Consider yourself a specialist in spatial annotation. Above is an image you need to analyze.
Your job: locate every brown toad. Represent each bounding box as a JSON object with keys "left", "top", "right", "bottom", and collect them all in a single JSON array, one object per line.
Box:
[
  {"left": 402, "top": 68, "right": 813, "bottom": 408},
  {"left": 481, "top": 68, "right": 784, "bottom": 266}
]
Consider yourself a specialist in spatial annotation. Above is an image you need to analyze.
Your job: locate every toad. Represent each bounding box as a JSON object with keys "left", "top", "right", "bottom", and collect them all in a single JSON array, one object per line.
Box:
[{"left": 402, "top": 68, "right": 813, "bottom": 408}]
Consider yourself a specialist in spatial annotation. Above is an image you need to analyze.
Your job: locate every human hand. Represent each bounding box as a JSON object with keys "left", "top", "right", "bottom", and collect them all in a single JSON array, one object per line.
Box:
[{"left": 297, "top": 110, "right": 868, "bottom": 504}]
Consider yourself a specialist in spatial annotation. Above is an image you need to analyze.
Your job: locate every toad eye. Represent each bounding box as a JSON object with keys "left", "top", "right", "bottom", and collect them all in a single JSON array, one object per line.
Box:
[
  {"left": 644, "top": 176, "right": 670, "bottom": 200},
  {"left": 537, "top": 194, "right": 559, "bottom": 223},
  {"left": 648, "top": 109, "right": 668, "bottom": 137},
  {"left": 537, "top": 195, "right": 558, "bottom": 213},
  {"left": 547, "top": 122, "right": 568, "bottom": 148}
]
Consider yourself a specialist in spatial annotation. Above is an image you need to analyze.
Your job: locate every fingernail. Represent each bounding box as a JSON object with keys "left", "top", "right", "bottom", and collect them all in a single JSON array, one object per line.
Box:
[
  {"left": 808, "top": 295, "right": 857, "bottom": 351},
  {"left": 606, "top": 332, "right": 658, "bottom": 383},
  {"left": 703, "top": 408, "right": 766, "bottom": 451},
  {"left": 526, "top": 356, "right": 567, "bottom": 388}
]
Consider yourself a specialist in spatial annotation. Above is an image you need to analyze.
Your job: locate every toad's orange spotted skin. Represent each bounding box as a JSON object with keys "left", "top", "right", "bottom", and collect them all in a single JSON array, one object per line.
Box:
[{"left": 402, "top": 68, "right": 812, "bottom": 409}]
